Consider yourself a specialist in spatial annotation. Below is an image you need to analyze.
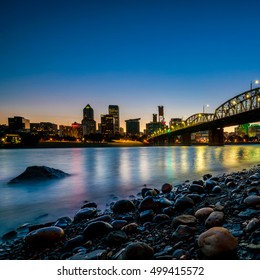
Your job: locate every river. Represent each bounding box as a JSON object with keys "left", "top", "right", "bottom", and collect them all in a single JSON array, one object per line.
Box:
[{"left": 0, "top": 145, "right": 259, "bottom": 237}]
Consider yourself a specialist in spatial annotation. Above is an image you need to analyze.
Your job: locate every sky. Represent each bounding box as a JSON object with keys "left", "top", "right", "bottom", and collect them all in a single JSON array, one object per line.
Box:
[{"left": 1, "top": 0, "right": 260, "bottom": 131}]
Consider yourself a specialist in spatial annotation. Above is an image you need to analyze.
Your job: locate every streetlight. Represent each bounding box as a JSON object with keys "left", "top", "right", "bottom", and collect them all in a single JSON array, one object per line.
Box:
[
  {"left": 250, "top": 80, "right": 259, "bottom": 90},
  {"left": 203, "top": 104, "right": 209, "bottom": 114}
]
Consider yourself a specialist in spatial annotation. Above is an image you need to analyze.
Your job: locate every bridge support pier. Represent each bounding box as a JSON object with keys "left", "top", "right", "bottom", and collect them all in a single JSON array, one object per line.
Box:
[
  {"left": 181, "top": 133, "right": 191, "bottom": 146},
  {"left": 208, "top": 127, "right": 224, "bottom": 146}
]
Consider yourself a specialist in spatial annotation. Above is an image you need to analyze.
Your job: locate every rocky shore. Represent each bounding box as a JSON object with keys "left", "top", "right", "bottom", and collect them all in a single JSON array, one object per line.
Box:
[{"left": 1, "top": 165, "right": 260, "bottom": 260}]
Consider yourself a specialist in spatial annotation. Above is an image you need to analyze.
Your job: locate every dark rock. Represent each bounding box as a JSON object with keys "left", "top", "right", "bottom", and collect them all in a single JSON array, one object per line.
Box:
[
  {"left": 172, "top": 215, "right": 197, "bottom": 228},
  {"left": 162, "top": 206, "right": 175, "bottom": 216},
  {"left": 24, "top": 226, "right": 65, "bottom": 247},
  {"left": 171, "top": 225, "right": 195, "bottom": 242},
  {"left": 203, "top": 174, "right": 212, "bottom": 180},
  {"left": 141, "top": 187, "right": 152, "bottom": 197},
  {"left": 54, "top": 216, "right": 73, "bottom": 228},
  {"left": 105, "top": 230, "right": 128, "bottom": 245},
  {"left": 174, "top": 196, "right": 194, "bottom": 211},
  {"left": 187, "top": 194, "right": 202, "bottom": 203},
  {"left": 86, "top": 214, "right": 112, "bottom": 224},
  {"left": 244, "top": 195, "right": 260, "bottom": 207},
  {"left": 172, "top": 249, "right": 187, "bottom": 259},
  {"left": 114, "top": 242, "right": 154, "bottom": 260},
  {"left": 205, "top": 211, "right": 224, "bottom": 228},
  {"left": 8, "top": 165, "right": 69, "bottom": 183},
  {"left": 226, "top": 181, "right": 237, "bottom": 188},
  {"left": 83, "top": 221, "right": 113, "bottom": 239},
  {"left": 189, "top": 184, "right": 204, "bottom": 194},
  {"left": 139, "top": 209, "right": 155, "bottom": 222},
  {"left": 152, "top": 214, "right": 170, "bottom": 223},
  {"left": 192, "top": 180, "right": 204, "bottom": 186},
  {"left": 84, "top": 250, "right": 108, "bottom": 260},
  {"left": 156, "top": 197, "right": 173, "bottom": 208},
  {"left": 1, "top": 230, "right": 17, "bottom": 241},
  {"left": 74, "top": 208, "right": 97, "bottom": 221},
  {"left": 245, "top": 218, "right": 260, "bottom": 233},
  {"left": 81, "top": 202, "right": 98, "bottom": 209},
  {"left": 145, "top": 189, "right": 160, "bottom": 197},
  {"left": 238, "top": 209, "right": 259, "bottom": 218},
  {"left": 204, "top": 179, "right": 217, "bottom": 191},
  {"left": 212, "top": 186, "right": 222, "bottom": 193},
  {"left": 64, "top": 235, "right": 86, "bottom": 250},
  {"left": 112, "top": 199, "right": 136, "bottom": 214},
  {"left": 111, "top": 220, "right": 128, "bottom": 230},
  {"left": 122, "top": 223, "right": 138, "bottom": 234},
  {"left": 161, "top": 183, "right": 173, "bottom": 193},
  {"left": 139, "top": 196, "right": 158, "bottom": 211}
]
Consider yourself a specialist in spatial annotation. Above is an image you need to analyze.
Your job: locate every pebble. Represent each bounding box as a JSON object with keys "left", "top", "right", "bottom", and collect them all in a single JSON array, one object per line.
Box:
[
  {"left": 24, "top": 226, "right": 65, "bottom": 247},
  {"left": 112, "top": 199, "right": 136, "bottom": 213},
  {"left": 195, "top": 207, "right": 214, "bottom": 219},
  {"left": 198, "top": 227, "right": 238, "bottom": 257},
  {"left": 114, "top": 242, "right": 154, "bottom": 260},
  {"left": 205, "top": 211, "right": 224, "bottom": 228}
]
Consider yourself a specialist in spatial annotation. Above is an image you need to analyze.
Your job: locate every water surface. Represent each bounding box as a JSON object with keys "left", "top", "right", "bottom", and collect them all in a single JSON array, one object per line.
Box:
[{"left": 0, "top": 145, "right": 259, "bottom": 237}]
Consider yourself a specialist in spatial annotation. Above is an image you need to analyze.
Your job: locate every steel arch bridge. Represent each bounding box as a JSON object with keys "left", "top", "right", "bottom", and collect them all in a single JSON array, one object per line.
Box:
[{"left": 148, "top": 87, "right": 260, "bottom": 144}]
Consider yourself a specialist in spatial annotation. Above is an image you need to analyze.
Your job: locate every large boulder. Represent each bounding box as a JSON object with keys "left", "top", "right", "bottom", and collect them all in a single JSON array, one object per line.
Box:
[{"left": 8, "top": 166, "right": 70, "bottom": 183}]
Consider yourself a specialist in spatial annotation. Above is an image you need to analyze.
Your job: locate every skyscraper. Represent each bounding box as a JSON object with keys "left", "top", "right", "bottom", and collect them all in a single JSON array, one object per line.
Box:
[
  {"left": 125, "top": 118, "right": 141, "bottom": 135},
  {"left": 108, "top": 105, "right": 119, "bottom": 134},
  {"left": 101, "top": 114, "right": 114, "bottom": 135},
  {"left": 82, "top": 104, "right": 96, "bottom": 135}
]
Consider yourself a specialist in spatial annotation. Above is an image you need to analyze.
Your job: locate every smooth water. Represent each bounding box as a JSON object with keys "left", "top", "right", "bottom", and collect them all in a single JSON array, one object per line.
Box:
[{"left": 0, "top": 145, "right": 259, "bottom": 237}]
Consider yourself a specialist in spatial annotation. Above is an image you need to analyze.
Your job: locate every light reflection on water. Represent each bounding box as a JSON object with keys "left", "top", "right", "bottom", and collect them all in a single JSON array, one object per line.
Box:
[{"left": 0, "top": 145, "right": 259, "bottom": 236}]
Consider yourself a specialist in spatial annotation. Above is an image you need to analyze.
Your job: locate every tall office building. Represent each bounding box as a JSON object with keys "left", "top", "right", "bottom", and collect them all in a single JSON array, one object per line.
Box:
[
  {"left": 108, "top": 105, "right": 119, "bottom": 134},
  {"left": 125, "top": 118, "right": 140, "bottom": 135},
  {"left": 82, "top": 104, "right": 96, "bottom": 135},
  {"left": 101, "top": 114, "right": 114, "bottom": 135}
]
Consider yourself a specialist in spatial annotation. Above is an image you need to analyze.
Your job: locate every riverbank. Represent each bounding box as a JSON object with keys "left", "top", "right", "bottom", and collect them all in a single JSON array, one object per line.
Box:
[
  {"left": 0, "top": 140, "right": 146, "bottom": 149},
  {"left": 1, "top": 164, "right": 260, "bottom": 260}
]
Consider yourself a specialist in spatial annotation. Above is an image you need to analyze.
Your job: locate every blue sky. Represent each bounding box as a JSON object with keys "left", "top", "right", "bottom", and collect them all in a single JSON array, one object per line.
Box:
[{"left": 1, "top": 0, "right": 260, "bottom": 130}]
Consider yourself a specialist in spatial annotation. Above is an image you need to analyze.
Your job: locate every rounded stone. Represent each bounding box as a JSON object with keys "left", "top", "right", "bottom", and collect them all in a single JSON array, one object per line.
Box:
[
  {"left": 161, "top": 183, "right": 173, "bottom": 193},
  {"left": 114, "top": 242, "right": 154, "bottom": 260},
  {"left": 195, "top": 207, "right": 214, "bottom": 219},
  {"left": 172, "top": 215, "right": 197, "bottom": 228},
  {"left": 139, "top": 196, "right": 158, "bottom": 211},
  {"left": 212, "top": 186, "right": 222, "bottom": 193},
  {"left": 171, "top": 225, "right": 195, "bottom": 242},
  {"left": 25, "top": 226, "right": 65, "bottom": 247},
  {"left": 152, "top": 214, "right": 170, "bottom": 223},
  {"left": 122, "top": 223, "right": 138, "bottom": 234},
  {"left": 112, "top": 199, "right": 136, "bottom": 214},
  {"left": 198, "top": 227, "right": 238, "bottom": 257},
  {"left": 205, "top": 211, "right": 224, "bottom": 228},
  {"left": 105, "top": 230, "right": 128, "bottom": 246},
  {"left": 204, "top": 179, "right": 217, "bottom": 191},
  {"left": 244, "top": 195, "right": 260, "bottom": 207},
  {"left": 139, "top": 209, "right": 155, "bottom": 221},
  {"left": 189, "top": 184, "right": 204, "bottom": 194},
  {"left": 111, "top": 220, "right": 128, "bottom": 230},
  {"left": 81, "top": 202, "right": 98, "bottom": 209},
  {"left": 174, "top": 196, "right": 194, "bottom": 211},
  {"left": 74, "top": 207, "right": 97, "bottom": 221},
  {"left": 83, "top": 221, "right": 113, "bottom": 239}
]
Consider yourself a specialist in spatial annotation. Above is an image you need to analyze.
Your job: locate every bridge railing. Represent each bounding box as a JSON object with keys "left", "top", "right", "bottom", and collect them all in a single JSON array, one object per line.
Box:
[{"left": 214, "top": 87, "right": 260, "bottom": 119}]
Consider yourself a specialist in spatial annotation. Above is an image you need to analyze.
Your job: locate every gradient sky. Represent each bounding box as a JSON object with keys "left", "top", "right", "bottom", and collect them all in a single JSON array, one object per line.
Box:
[{"left": 1, "top": 0, "right": 260, "bottom": 131}]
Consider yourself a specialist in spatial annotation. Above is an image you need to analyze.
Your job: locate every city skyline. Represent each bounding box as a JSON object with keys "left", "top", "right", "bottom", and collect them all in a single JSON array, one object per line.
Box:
[{"left": 1, "top": 0, "right": 260, "bottom": 131}]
